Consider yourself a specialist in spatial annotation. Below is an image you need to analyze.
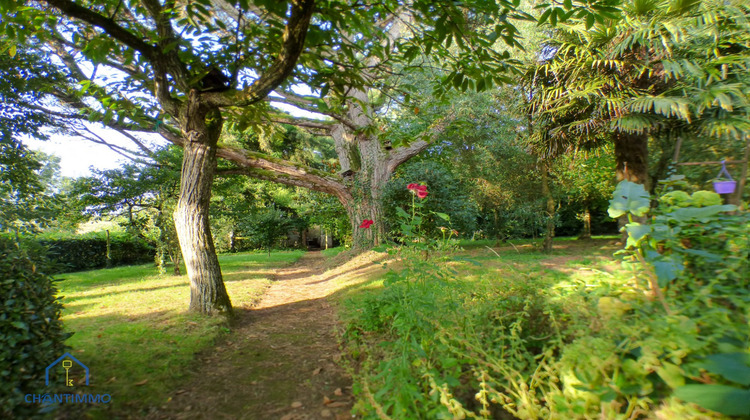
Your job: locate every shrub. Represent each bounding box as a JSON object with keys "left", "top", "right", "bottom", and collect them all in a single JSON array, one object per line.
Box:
[
  {"left": 382, "top": 160, "right": 478, "bottom": 238},
  {"left": 344, "top": 179, "right": 750, "bottom": 419},
  {"left": 0, "top": 239, "right": 69, "bottom": 419},
  {"left": 37, "top": 232, "right": 154, "bottom": 273}
]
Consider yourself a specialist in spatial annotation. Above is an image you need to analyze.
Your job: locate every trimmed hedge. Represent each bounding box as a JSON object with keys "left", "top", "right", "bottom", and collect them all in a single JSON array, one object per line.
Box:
[
  {"left": 0, "top": 240, "right": 69, "bottom": 419},
  {"left": 38, "top": 233, "right": 154, "bottom": 273}
]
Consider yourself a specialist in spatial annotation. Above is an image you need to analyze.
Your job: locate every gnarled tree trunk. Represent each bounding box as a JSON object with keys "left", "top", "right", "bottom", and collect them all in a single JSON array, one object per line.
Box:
[{"left": 173, "top": 95, "right": 232, "bottom": 315}]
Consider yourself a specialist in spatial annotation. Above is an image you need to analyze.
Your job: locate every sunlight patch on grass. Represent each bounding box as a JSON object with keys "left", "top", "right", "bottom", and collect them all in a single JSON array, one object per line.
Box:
[{"left": 57, "top": 250, "right": 304, "bottom": 417}]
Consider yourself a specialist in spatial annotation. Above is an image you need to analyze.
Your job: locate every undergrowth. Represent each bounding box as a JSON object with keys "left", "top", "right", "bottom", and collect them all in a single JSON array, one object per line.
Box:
[{"left": 340, "top": 181, "right": 749, "bottom": 419}]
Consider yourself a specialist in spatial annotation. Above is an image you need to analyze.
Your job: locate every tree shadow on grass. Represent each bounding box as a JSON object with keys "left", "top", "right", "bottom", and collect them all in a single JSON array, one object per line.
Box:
[
  {"left": 148, "top": 298, "right": 354, "bottom": 420},
  {"left": 52, "top": 308, "right": 227, "bottom": 420},
  {"left": 60, "top": 282, "right": 187, "bottom": 303}
]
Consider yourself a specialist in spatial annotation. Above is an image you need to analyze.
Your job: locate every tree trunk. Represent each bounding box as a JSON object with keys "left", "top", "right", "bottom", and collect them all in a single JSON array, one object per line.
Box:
[
  {"left": 105, "top": 230, "right": 112, "bottom": 268},
  {"left": 729, "top": 138, "right": 750, "bottom": 207},
  {"left": 540, "top": 162, "right": 555, "bottom": 253},
  {"left": 578, "top": 206, "right": 592, "bottom": 240},
  {"left": 615, "top": 132, "right": 649, "bottom": 185},
  {"left": 346, "top": 190, "right": 385, "bottom": 251},
  {"left": 173, "top": 97, "right": 232, "bottom": 315},
  {"left": 614, "top": 131, "right": 649, "bottom": 237}
]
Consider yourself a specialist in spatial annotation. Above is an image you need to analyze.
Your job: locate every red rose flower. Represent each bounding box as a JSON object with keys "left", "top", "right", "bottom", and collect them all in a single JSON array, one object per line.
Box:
[
  {"left": 359, "top": 219, "right": 374, "bottom": 229},
  {"left": 407, "top": 183, "right": 428, "bottom": 198}
]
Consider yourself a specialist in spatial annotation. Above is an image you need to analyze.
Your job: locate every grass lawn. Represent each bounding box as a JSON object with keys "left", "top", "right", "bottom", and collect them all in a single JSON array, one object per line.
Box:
[{"left": 56, "top": 250, "right": 304, "bottom": 418}]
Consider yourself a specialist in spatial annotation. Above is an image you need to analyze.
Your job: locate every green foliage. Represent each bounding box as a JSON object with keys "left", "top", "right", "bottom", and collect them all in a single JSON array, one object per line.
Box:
[
  {"left": 606, "top": 179, "right": 749, "bottom": 417},
  {"left": 239, "top": 208, "right": 295, "bottom": 256},
  {"left": 0, "top": 240, "right": 69, "bottom": 419},
  {"left": 607, "top": 180, "right": 651, "bottom": 218},
  {"left": 382, "top": 161, "right": 477, "bottom": 239},
  {"left": 342, "top": 177, "right": 748, "bottom": 418},
  {"left": 67, "top": 147, "right": 183, "bottom": 271},
  {"left": 528, "top": 0, "right": 750, "bottom": 155},
  {"left": 37, "top": 232, "right": 154, "bottom": 273},
  {"left": 0, "top": 40, "right": 66, "bottom": 141},
  {"left": 0, "top": 142, "right": 63, "bottom": 235}
]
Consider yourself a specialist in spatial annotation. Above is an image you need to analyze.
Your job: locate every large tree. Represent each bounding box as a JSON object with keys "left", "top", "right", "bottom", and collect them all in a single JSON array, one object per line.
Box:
[{"left": 2, "top": 0, "right": 538, "bottom": 314}]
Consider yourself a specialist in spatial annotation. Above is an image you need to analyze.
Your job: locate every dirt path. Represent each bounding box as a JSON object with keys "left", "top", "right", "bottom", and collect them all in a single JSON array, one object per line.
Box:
[{"left": 149, "top": 252, "right": 356, "bottom": 420}]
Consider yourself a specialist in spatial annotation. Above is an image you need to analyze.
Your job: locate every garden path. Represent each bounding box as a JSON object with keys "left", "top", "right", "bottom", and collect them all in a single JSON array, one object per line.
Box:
[{"left": 149, "top": 251, "right": 356, "bottom": 420}]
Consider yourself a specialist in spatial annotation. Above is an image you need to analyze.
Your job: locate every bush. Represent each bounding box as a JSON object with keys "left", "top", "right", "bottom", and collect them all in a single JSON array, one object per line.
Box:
[
  {"left": 382, "top": 160, "right": 478, "bottom": 238},
  {"left": 0, "top": 240, "right": 69, "bottom": 419},
  {"left": 37, "top": 232, "right": 154, "bottom": 273},
  {"left": 344, "top": 180, "right": 750, "bottom": 418}
]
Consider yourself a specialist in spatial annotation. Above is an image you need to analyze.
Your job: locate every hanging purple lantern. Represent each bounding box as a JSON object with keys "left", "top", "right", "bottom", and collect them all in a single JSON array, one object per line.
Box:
[{"left": 713, "top": 160, "right": 736, "bottom": 194}]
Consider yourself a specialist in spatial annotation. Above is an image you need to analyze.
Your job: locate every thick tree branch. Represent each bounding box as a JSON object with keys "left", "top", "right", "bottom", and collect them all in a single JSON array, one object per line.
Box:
[
  {"left": 386, "top": 140, "right": 429, "bottom": 173},
  {"left": 202, "top": 0, "right": 315, "bottom": 107},
  {"left": 386, "top": 112, "right": 456, "bottom": 173},
  {"left": 269, "top": 115, "right": 333, "bottom": 134},
  {"left": 218, "top": 168, "right": 350, "bottom": 203},
  {"left": 215, "top": 146, "right": 349, "bottom": 201},
  {"left": 140, "top": 0, "right": 190, "bottom": 91},
  {"left": 42, "top": 0, "right": 158, "bottom": 60},
  {"left": 274, "top": 89, "right": 316, "bottom": 106},
  {"left": 266, "top": 96, "right": 358, "bottom": 130}
]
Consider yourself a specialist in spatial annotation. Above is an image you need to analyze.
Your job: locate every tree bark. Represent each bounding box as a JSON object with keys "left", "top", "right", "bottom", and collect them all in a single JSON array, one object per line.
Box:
[
  {"left": 614, "top": 131, "right": 649, "bottom": 187},
  {"left": 540, "top": 162, "right": 555, "bottom": 253},
  {"left": 729, "top": 138, "right": 750, "bottom": 207},
  {"left": 578, "top": 206, "right": 592, "bottom": 240},
  {"left": 346, "top": 180, "right": 385, "bottom": 250},
  {"left": 614, "top": 131, "right": 649, "bottom": 236},
  {"left": 173, "top": 94, "right": 232, "bottom": 315}
]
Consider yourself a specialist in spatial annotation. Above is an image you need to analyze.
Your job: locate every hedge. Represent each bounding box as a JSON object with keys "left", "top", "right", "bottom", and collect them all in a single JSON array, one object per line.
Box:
[
  {"left": 37, "top": 233, "right": 154, "bottom": 273},
  {"left": 0, "top": 239, "right": 70, "bottom": 418}
]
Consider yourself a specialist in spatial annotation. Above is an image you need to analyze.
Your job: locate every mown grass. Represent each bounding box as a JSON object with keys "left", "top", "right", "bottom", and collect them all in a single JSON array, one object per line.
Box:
[{"left": 56, "top": 250, "right": 304, "bottom": 418}]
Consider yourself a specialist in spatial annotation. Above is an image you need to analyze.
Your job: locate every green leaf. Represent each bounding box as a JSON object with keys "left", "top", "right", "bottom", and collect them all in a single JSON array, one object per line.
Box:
[
  {"left": 625, "top": 222, "right": 650, "bottom": 245},
  {"left": 453, "top": 73, "right": 464, "bottom": 89},
  {"left": 608, "top": 181, "right": 651, "bottom": 218},
  {"left": 11, "top": 321, "right": 27, "bottom": 330},
  {"left": 674, "top": 385, "right": 750, "bottom": 416},
  {"left": 667, "top": 205, "right": 737, "bottom": 222},
  {"left": 8, "top": 44, "right": 16, "bottom": 58},
  {"left": 652, "top": 259, "right": 683, "bottom": 286},
  {"left": 699, "top": 353, "right": 750, "bottom": 386},
  {"left": 434, "top": 212, "right": 450, "bottom": 221},
  {"left": 585, "top": 13, "right": 595, "bottom": 29},
  {"left": 656, "top": 362, "right": 685, "bottom": 389}
]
